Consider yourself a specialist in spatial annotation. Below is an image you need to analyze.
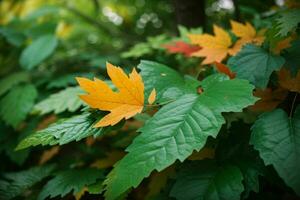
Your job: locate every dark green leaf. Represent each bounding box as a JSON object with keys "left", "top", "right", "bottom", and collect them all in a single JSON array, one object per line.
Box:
[
  {"left": 0, "top": 27, "right": 26, "bottom": 46},
  {"left": 20, "top": 34, "right": 58, "bottom": 70},
  {"left": 283, "top": 39, "right": 300, "bottom": 75},
  {"left": 0, "top": 84, "right": 37, "bottom": 128},
  {"left": 0, "top": 165, "right": 55, "bottom": 200},
  {"left": 16, "top": 113, "right": 108, "bottom": 149},
  {"left": 251, "top": 106, "right": 300, "bottom": 195},
  {"left": 38, "top": 168, "right": 104, "bottom": 200},
  {"left": 275, "top": 9, "right": 300, "bottom": 37},
  {"left": 228, "top": 44, "right": 285, "bottom": 88},
  {"left": 33, "top": 87, "right": 84, "bottom": 115},
  {"left": 170, "top": 161, "right": 244, "bottom": 200},
  {"left": 104, "top": 74, "right": 257, "bottom": 199},
  {"left": 0, "top": 72, "right": 30, "bottom": 96}
]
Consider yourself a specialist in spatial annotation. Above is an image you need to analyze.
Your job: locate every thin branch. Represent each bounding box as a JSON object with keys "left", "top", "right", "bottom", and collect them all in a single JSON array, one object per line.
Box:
[{"left": 289, "top": 93, "right": 298, "bottom": 118}]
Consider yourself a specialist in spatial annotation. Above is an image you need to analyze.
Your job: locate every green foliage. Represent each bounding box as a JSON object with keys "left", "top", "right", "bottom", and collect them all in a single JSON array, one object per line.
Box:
[
  {"left": 33, "top": 86, "right": 84, "bottom": 115},
  {"left": 0, "top": 84, "right": 37, "bottom": 128},
  {"left": 0, "top": 72, "right": 30, "bottom": 96},
  {"left": 138, "top": 60, "right": 199, "bottom": 101},
  {"left": 1, "top": 1, "right": 300, "bottom": 200},
  {"left": 228, "top": 44, "right": 285, "bottom": 89},
  {"left": 121, "top": 35, "right": 168, "bottom": 58},
  {"left": 0, "top": 165, "right": 55, "bottom": 200},
  {"left": 170, "top": 161, "right": 244, "bottom": 200},
  {"left": 104, "top": 74, "right": 257, "bottom": 200},
  {"left": 251, "top": 105, "right": 300, "bottom": 195},
  {"left": 38, "top": 168, "right": 104, "bottom": 200},
  {"left": 20, "top": 34, "right": 58, "bottom": 70},
  {"left": 16, "top": 113, "right": 108, "bottom": 149},
  {"left": 283, "top": 39, "right": 300, "bottom": 75},
  {"left": 275, "top": 9, "right": 300, "bottom": 37}
]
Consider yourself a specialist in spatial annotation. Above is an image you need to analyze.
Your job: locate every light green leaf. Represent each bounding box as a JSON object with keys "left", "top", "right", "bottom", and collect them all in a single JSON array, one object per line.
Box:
[
  {"left": 0, "top": 165, "right": 55, "bottom": 200},
  {"left": 20, "top": 34, "right": 58, "bottom": 70},
  {"left": 46, "top": 73, "right": 94, "bottom": 89},
  {"left": 38, "top": 168, "right": 104, "bottom": 200},
  {"left": 251, "top": 106, "right": 300, "bottom": 195},
  {"left": 0, "top": 72, "right": 30, "bottom": 96},
  {"left": 275, "top": 9, "right": 300, "bottom": 37},
  {"left": 0, "top": 84, "right": 37, "bottom": 128},
  {"left": 138, "top": 60, "right": 199, "bottom": 101},
  {"left": 228, "top": 44, "right": 285, "bottom": 89},
  {"left": 170, "top": 161, "right": 244, "bottom": 200},
  {"left": 16, "top": 113, "right": 108, "bottom": 149},
  {"left": 33, "top": 86, "right": 84, "bottom": 115},
  {"left": 104, "top": 74, "right": 257, "bottom": 200}
]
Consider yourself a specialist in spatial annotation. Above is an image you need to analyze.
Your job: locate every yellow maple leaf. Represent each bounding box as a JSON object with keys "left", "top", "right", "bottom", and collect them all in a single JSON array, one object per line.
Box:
[
  {"left": 189, "top": 25, "right": 232, "bottom": 64},
  {"left": 230, "top": 20, "right": 265, "bottom": 55},
  {"left": 77, "top": 62, "right": 154, "bottom": 127}
]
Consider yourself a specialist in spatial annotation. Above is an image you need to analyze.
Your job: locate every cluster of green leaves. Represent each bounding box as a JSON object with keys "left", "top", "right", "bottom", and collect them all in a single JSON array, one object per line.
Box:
[{"left": 0, "top": 0, "right": 300, "bottom": 200}]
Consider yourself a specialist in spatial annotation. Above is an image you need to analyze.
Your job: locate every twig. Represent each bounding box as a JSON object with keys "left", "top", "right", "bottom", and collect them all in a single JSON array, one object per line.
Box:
[{"left": 289, "top": 93, "right": 298, "bottom": 118}]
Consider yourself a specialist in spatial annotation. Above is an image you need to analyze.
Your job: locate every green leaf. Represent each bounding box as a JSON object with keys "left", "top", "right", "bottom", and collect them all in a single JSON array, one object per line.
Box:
[
  {"left": 228, "top": 44, "right": 285, "bottom": 89},
  {"left": 33, "top": 86, "right": 84, "bottom": 115},
  {"left": 20, "top": 34, "right": 58, "bottom": 70},
  {"left": 275, "top": 9, "right": 300, "bottom": 37},
  {"left": 283, "top": 39, "right": 300, "bottom": 75},
  {"left": 0, "top": 84, "right": 37, "bottom": 128},
  {"left": 104, "top": 74, "right": 257, "bottom": 200},
  {"left": 46, "top": 73, "right": 94, "bottom": 89},
  {"left": 0, "top": 72, "right": 30, "bottom": 96},
  {"left": 121, "top": 35, "right": 167, "bottom": 58},
  {"left": 38, "top": 168, "right": 104, "bottom": 200},
  {"left": 170, "top": 161, "right": 244, "bottom": 200},
  {"left": 251, "top": 106, "right": 300, "bottom": 195},
  {"left": 138, "top": 60, "right": 199, "bottom": 101},
  {"left": 0, "top": 165, "right": 55, "bottom": 200},
  {"left": 16, "top": 113, "right": 108, "bottom": 149},
  {"left": 0, "top": 27, "right": 26, "bottom": 46}
]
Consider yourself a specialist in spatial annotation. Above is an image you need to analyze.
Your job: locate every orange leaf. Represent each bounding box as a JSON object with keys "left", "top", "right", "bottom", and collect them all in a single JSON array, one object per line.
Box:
[
  {"left": 77, "top": 62, "right": 146, "bottom": 127},
  {"left": 214, "top": 62, "right": 236, "bottom": 79},
  {"left": 163, "top": 41, "right": 201, "bottom": 57},
  {"left": 188, "top": 25, "right": 232, "bottom": 64},
  {"left": 249, "top": 88, "right": 288, "bottom": 112},
  {"left": 272, "top": 37, "right": 293, "bottom": 54},
  {"left": 91, "top": 151, "right": 125, "bottom": 169},
  {"left": 188, "top": 147, "right": 215, "bottom": 161},
  {"left": 229, "top": 20, "right": 265, "bottom": 55},
  {"left": 148, "top": 88, "right": 156, "bottom": 105},
  {"left": 278, "top": 68, "right": 300, "bottom": 93},
  {"left": 39, "top": 146, "right": 60, "bottom": 165}
]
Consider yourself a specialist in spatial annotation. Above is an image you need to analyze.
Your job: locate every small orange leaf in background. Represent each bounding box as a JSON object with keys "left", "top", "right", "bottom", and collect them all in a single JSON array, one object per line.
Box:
[
  {"left": 148, "top": 88, "right": 156, "bottom": 105},
  {"left": 249, "top": 88, "right": 288, "bottom": 112},
  {"left": 214, "top": 62, "right": 236, "bottom": 79},
  {"left": 278, "top": 68, "right": 300, "bottom": 93},
  {"left": 39, "top": 146, "right": 60, "bottom": 165},
  {"left": 77, "top": 62, "right": 151, "bottom": 127},
  {"left": 91, "top": 151, "right": 125, "bottom": 169},
  {"left": 163, "top": 41, "right": 201, "bottom": 57},
  {"left": 188, "top": 147, "right": 215, "bottom": 161},
  {"left": 272, "top": 37, "right": 293, "bottom": 54},
  {"left": 229, "top": 20, "right": 265, "bottom": 55},
  {"left": 145, "top": 166, "right": 175, "bottom": 199},
  {"left": 188, "top": 25, "right": 232, "bottom": 64}
]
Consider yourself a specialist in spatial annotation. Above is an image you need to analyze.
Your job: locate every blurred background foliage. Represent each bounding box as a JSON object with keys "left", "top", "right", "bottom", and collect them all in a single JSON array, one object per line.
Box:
[{"left": 0, "top": 0, "right": 290, "bottom": 199}]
